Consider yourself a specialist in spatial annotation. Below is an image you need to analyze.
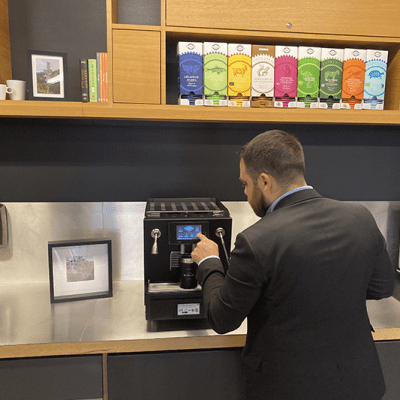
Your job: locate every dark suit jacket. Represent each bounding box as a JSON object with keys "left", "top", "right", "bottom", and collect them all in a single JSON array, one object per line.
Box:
[{"left": 196, "top": 189, "right": 394, "bottom": 400}]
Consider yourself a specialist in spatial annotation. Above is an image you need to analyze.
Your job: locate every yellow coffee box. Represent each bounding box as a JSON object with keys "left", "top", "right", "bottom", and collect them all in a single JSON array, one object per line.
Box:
[
  {"left": 251, "top": 45, "right": 275, "bottom": 108},
  {"left": 341, "top": 48, "right": 367, "bottom": 110},
  {"left": 228, "top": 44, "right": 252, "bottom": 107},
  {"left": 203, "top": 42, "right": 228, "bottom": 106}
]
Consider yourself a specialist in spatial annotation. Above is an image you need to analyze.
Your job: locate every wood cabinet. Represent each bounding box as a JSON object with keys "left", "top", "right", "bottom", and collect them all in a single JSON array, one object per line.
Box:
[
  {"left": 2, "top": 0, "right": 400, "bottom": 124},
  {"left": 0, "top": 0, "right": 12, "bottom": 84},
  {"left": 166, "top": 0, "right": 400, "bottom": 38},
  {"left": 113, "top": 30, "right": 161, "bottom": 104}
]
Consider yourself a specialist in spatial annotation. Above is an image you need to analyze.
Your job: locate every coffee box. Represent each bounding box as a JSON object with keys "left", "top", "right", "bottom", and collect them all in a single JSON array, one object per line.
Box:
[
  {"left": 251, "top": 45, "right": 275, "bottom": 108},
  {"left": 319, "top": 48, "right": 344, "bottom": 109},
  {"left": 363, "top": 49, "right": 388, "bottom": 110},
  {"left": 203, "top": 42, "right": 228, "bottom": 106},
  {"left": 178, "top": 42, "right": 204, "bottom": 106},
  {"left": 341, "top": 48, "right": 367, "bottom": 109},
  {"left": 274, "top": 46, "right": 298, "bottom": 108},
  {"left": 297, "top": 47, "right": 321, "bottom": 108},
  {"left": 228, "top": 43, "right": 252, "bottom": 107}
]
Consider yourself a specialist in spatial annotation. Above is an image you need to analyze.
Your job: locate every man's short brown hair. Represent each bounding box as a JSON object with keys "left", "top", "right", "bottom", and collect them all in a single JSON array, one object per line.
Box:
[{"left": 238, "top": 129, "right": 306, "bottom": 189}]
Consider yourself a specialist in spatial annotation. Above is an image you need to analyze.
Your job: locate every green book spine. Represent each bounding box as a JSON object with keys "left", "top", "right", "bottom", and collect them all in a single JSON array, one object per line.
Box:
[{"left": 88, "top": 58, "right": 98, "bottom": 102}]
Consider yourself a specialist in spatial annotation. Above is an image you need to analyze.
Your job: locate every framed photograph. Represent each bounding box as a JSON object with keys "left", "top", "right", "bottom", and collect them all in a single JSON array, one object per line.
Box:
[
  {"left": 28, "top": 50, "right": 68, "bottom": 101},
  {"left": 48, "top": 239, "right": 112, "bottom": 303}
]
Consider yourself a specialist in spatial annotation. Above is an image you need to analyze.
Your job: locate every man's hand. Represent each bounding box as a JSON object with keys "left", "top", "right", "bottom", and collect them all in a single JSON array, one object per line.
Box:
[{"left": 191, "top": 233, "right": 219, "bottom": 265}]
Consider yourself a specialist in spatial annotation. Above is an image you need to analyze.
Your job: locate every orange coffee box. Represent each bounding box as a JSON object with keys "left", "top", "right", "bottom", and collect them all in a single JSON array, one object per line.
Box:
[{"left": 341, "top": 48, "right": 367, "bottom": 110}]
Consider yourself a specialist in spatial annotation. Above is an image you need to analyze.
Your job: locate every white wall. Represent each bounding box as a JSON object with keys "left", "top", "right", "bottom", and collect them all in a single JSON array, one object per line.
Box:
[{"left": 0, "top": 201, "right": 398, "bottom": 285}]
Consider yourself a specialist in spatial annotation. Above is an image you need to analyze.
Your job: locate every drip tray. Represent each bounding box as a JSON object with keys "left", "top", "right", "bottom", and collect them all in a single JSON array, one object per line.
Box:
[{"left": 148, "top": 282, "right": 201, "bottom": 293}]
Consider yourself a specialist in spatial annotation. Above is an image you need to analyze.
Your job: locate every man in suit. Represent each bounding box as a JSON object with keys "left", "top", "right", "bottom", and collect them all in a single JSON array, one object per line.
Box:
[{"left": 191, "top": 129, "right": 394, "bottom": 400}]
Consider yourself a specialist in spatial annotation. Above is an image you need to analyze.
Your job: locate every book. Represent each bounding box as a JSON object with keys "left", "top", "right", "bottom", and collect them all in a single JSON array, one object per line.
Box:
[
  {"left": 79, "top": 59, "right": 89, "bottom": 102},
  {"left": 88, "top": 58, "right": 98, "bottom": 102},
  {"left": 103, "top": 53, "right": 108, "bottom": 102},
  {"left": 95, "top": 52, "right": 108, "bottom": 102},
  {"left": 96, "top": 53, "right": 101, "bottom": 102}
]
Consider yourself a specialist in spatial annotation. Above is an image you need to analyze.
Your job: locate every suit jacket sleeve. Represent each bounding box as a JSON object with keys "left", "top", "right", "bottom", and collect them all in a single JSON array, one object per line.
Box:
[
  {"left": 196, "top": 232, "right": 263, "bottom": 334},
  {"left": 366, "top": 234, "right": 394, "bottom": 300}
]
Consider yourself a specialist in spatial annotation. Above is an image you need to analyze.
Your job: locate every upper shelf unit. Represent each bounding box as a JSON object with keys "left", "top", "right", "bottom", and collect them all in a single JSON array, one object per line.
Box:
[
  {"left": 107, "top": 0, "right": 400, "bottom": 124},
  {"left": 1, "top": 0, "right": 400, "bottom": 124}
]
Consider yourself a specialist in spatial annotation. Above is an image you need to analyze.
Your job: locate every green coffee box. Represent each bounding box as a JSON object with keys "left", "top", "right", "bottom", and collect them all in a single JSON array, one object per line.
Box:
[
  {"left": 297, "top": 46, "right": 321, "bottom": 108},
  {"left": 203, "top": 42, "right": 228, "bottom": 106},
  {"left": 319, "top": 48, "right": 344, "bottom": 109}
]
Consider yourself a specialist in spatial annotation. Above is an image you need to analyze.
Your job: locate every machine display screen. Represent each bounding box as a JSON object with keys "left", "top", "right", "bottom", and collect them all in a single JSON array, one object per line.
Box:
[{"left": 176, "top": 224, "right": 202, "bottom": 241}]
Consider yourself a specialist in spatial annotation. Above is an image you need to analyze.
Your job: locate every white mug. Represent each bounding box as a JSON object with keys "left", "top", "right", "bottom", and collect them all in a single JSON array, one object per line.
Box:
[
  {"left": 6, "top": 80, "right": 26, "bottom": 100},
  {"left": 0, "top": 84, "right": 13, "bottom": 100}
]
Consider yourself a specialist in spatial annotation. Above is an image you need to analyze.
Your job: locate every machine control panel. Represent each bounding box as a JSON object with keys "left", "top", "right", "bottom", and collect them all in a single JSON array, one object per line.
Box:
[{"left": 168, "top": 221, "right": 209, "bottom": 245}]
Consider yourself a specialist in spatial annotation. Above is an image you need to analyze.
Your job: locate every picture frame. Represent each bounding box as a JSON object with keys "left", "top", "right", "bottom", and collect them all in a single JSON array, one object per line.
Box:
[
  {"left": 28, "top": 50, "right": 68, "bottom": 101},
  {"left": 48, "top": 239, "right": 112, "bottom": 303}
]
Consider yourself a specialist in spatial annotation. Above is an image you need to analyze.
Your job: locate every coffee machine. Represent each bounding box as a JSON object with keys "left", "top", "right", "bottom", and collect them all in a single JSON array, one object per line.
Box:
[{"left": 144, "top": 197, "right": 232, "bottom": 321}]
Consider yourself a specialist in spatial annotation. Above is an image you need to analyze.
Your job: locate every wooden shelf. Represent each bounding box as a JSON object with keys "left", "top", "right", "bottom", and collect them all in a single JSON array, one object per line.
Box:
[
  {"left": 1, "top": 101, "right": 400, "bottom": 125},
  {"left": 1, "top": 328, "right": 398, "bottom": 360}
]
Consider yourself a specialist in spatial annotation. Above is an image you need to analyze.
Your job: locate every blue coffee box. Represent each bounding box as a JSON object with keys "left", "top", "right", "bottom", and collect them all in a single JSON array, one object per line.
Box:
[
  {"left": 363, "top": 49, "right": 388, "bottom": 110},
  {"left": 178, "top": 42, "right": 204, "bottom": 105}
]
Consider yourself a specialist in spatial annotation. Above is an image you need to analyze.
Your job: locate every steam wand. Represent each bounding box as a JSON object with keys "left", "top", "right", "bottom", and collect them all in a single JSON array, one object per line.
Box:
[{"left": 215, "top": 228, "right": 230, "bottom": 268}]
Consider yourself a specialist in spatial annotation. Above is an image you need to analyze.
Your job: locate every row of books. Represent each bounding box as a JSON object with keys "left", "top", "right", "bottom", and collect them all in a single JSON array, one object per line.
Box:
[
  {"left": 178, "top": 42, "right": 388, "bottom": 110},
  {"left": 80, "top": 52, "right": 108, "bottom": 102}
]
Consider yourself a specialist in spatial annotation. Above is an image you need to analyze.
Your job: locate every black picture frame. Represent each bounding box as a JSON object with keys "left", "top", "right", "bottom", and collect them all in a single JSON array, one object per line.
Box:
[
  {"left": 48, "top": 239, "right": 112, "bottom": 303},
  {"left": 28, "top": 50, "right": 68, "bottom": 101}
]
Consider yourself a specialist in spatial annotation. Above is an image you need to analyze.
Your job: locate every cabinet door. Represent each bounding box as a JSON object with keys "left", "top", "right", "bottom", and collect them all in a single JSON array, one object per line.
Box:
[
  {"left": 113, "top": 30, "right": 161, "bottom": 104},
  {"left": 0, "top": 355, "right": 102, "bottom": 400},
  {"left": 376, "top": 341, "right": 400, "bottom": 400},
  {"left": 166, "top": 0, "right": 400, "bottom": 38},
  {"left": 108, "top": 349, "right": 246, "bottom": 400},
  {"left": 0, "top": 0, "right": 12, "bottom": 83}
]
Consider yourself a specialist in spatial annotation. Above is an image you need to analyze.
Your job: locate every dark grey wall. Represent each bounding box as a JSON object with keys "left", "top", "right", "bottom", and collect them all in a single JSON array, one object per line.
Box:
[
  {"left": 4, "top": 0, "right": 400, "bottom": 203},
  {"left": 0, "top": 119, "right": 399, "bottom": 202},
  {"left": 8, "top": 0, "right": 107, "bottom": 101}
]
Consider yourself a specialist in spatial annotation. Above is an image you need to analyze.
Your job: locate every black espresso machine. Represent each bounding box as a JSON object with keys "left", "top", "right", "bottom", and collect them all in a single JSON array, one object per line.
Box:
[{"left": 144, "top": 197, "right": 232, "bottom": 321}]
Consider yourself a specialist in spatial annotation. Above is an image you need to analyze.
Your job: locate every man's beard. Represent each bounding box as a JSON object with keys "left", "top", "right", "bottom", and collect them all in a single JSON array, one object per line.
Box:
[{"left": 250, "top": 186, "right": 270, "bottom": 218}]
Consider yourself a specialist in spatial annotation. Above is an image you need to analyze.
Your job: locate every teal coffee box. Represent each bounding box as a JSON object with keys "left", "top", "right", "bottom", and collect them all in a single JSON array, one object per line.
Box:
[
  {"left": 319, "top": 48, "right": 344, "bottom": 109},
  {"left": 203, "top": 42, "right": 228, "bottom": 106},
  {"left": 178, "top": 42, "right": 204, "bottom": 105},
  {"left": 363, "top": 49, "right": 388, "bottom": 110},
  {"left": 297, "top": 46, "right": 321, "bottom": 108}
]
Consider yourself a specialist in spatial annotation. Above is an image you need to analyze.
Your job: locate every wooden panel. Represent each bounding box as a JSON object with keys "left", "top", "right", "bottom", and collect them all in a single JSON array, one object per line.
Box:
[
  {"left": 385, "top": 47, "right": 400, "bottom": 110},
  {"left": 113, "top": 30, "right": 161, "bottom": 104},
  {"left": 166, "top": 0, "right": 400, "bottom": 38},
  {"left": 0, "top": 0, "right": 12, "bottom": 83}
]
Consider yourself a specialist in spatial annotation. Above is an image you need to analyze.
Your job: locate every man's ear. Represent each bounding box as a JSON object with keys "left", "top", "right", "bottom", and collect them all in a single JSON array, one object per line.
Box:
[{"left": 258, "top": 173, "right": 271, "bottom": 192}]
